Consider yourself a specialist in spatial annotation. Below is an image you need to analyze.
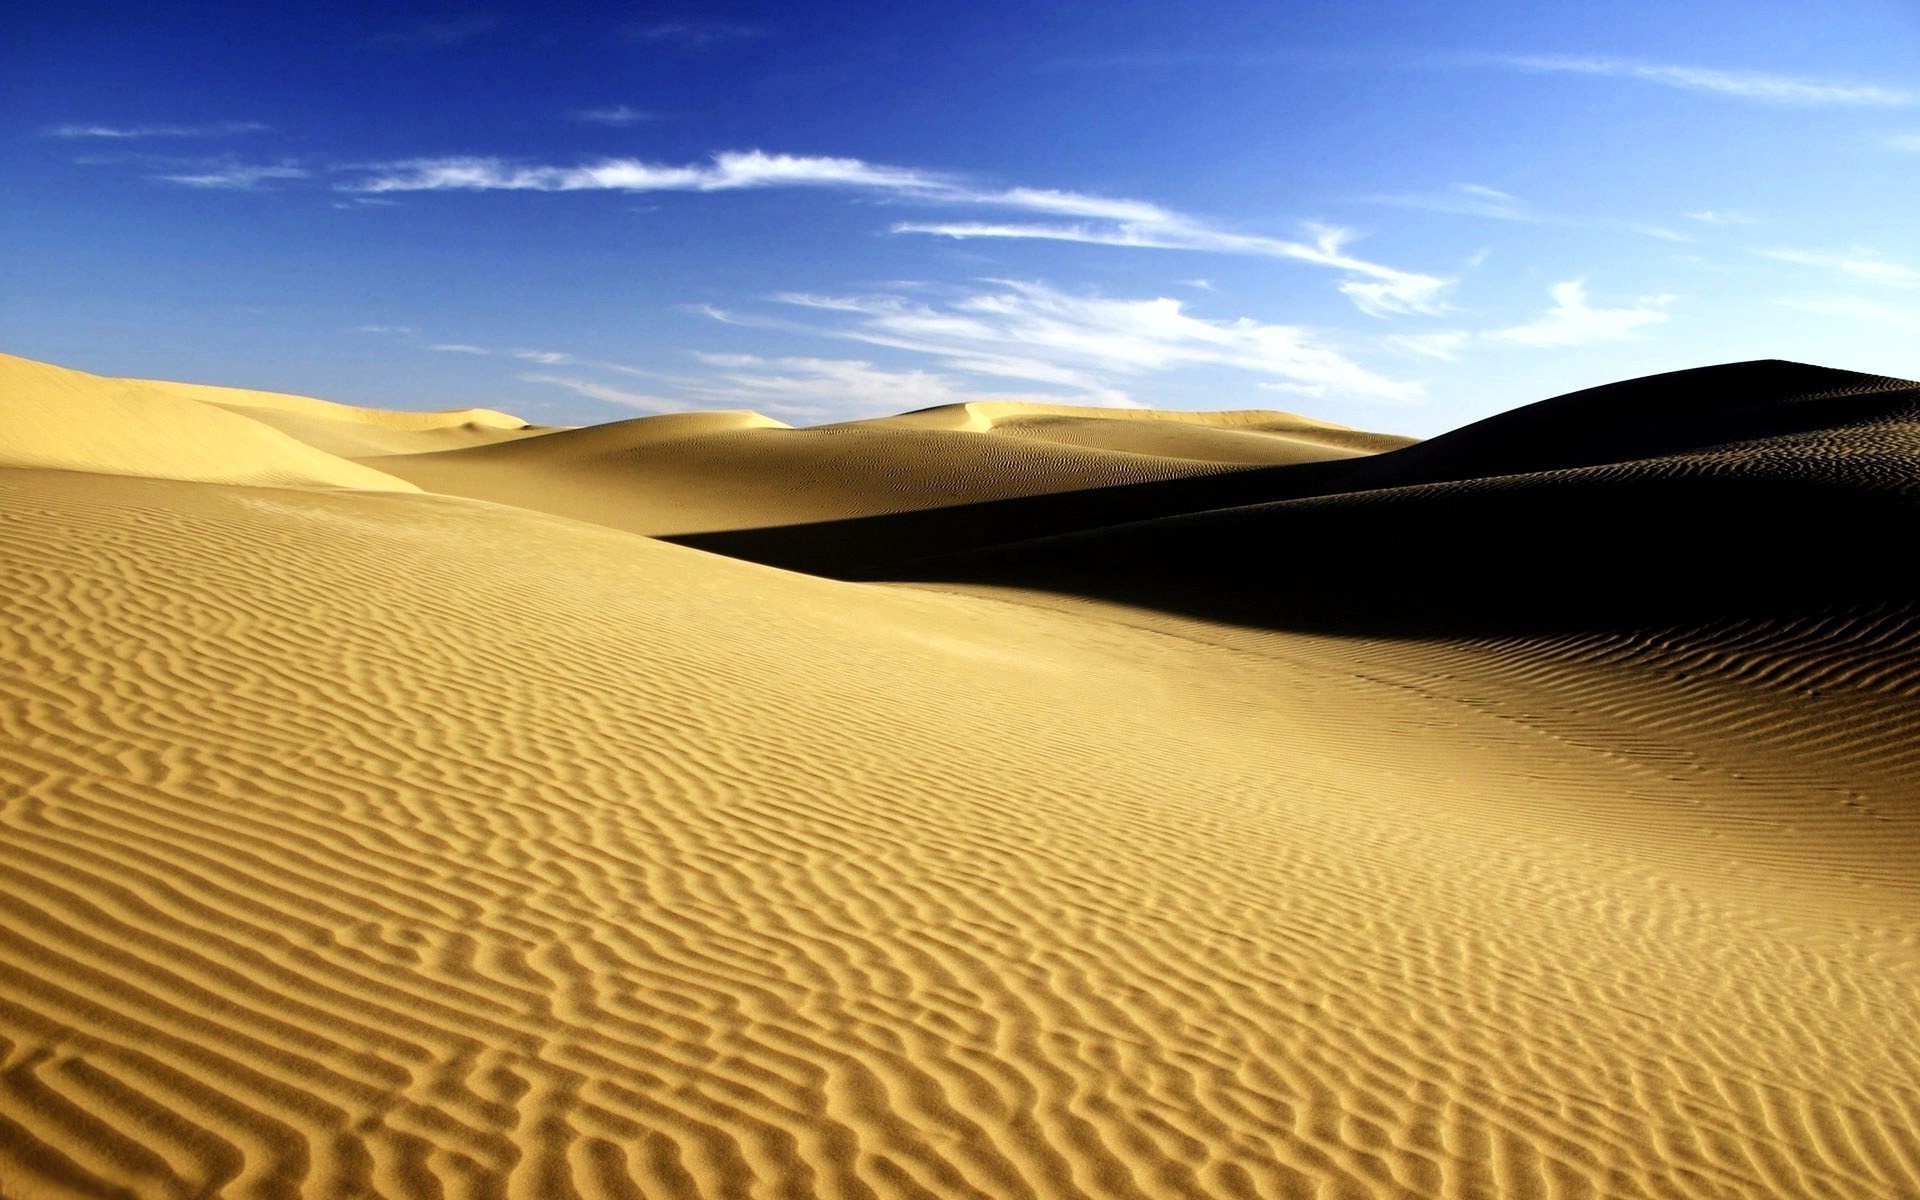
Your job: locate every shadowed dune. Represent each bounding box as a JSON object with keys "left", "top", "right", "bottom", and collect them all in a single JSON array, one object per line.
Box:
[
  {"left": 375, "top": 403, "right": 1389, "bottom": 537},
  {"left": 2, "top": 353, "right": 1917, "bottom": 1199},
  {"left": 665, "top": 361, "right": 1914, "bottom": 579}
]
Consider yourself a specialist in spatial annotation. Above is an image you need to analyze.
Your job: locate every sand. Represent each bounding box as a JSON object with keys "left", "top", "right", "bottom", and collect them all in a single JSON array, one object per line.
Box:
[{"left": 1, "top": 352, "right": 1915, "bottom": 1199}]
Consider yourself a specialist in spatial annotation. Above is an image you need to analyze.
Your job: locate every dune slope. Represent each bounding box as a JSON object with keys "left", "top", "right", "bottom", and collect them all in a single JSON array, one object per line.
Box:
[
  {"left": 0, "top": 353, "right": 418, "bottom": 492},
  {"left": 376, "top": 404, "right": 1385, "bottom": 538},
  {"left": 675, "top": 360, "right": 1912, "bottom": 579},
  {"left": 1, "top": 354, "right": 1917, "bottom": 1199}
]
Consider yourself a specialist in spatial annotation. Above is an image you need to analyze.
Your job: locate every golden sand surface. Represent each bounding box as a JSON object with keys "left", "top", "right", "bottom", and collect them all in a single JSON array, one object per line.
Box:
[{"left": 1, "top": 352, "right": 1916, "bottom": 1199}]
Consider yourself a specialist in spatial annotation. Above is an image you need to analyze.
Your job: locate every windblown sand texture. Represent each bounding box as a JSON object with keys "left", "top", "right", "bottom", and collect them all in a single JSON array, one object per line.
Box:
[{"left": 2, "top": 350, "right": 1916, "bottom": 1199}]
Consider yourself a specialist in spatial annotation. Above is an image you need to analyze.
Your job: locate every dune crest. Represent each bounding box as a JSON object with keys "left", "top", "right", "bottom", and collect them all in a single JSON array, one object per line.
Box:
[{"left": 0, "top": 352, "right": 420, "bottom": 491}]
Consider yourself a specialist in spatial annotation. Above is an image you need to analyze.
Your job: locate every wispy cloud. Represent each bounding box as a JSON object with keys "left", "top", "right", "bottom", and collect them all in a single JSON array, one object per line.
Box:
[
  {"left": 569, "top": 105, "right": 662, "bottom": 126},
  {"left": 757, "top": 280, "right": 1421, "bottom": 403},
  {"left": 355, "top": 324, "right": 416, "bottom": 335},
  {"left": 1386, "top": 332, "right": 1472, "bottom": 361},
  {"left": 626, "top": 19, "right": 763, "bottom": 48},
  {"left": 1491, "top": 55, "right": 1915, "bottom": 107},
  {"left": 340, "top": 150, "right": 1449, "bottom": 316},
  {"left": 686, "top": 353, "right": 1011, "bottom": 416},
  {"left": 373, "top": 15, "right": 504, "bottom": 47},
  {"left": 347, "top": 149, "right": 948, "bottom": 195},
  {"left": 1363, "top": 182, "right": 1691, "bottom": 245},
  {"left": 1485, "top": 280, "right": 1671, "bottom": 347},
  {"left": 1368, "top": 182, "right": 1531, "bottom": 221},
  {"left": 1375, "top": 183, "right": 1695, "bottom": 250},
  {"left": 519, "top": 374, "right": 683, "bottom": 411},
  {"left": 429, "top": 342, "right": 490, "bottom": 354},
  {"left": 1777, "top": 296, "right": 1920, "bottom": 332},
  {"left": 1757, "top": 247, "right": 1920, "bottom": 286},
  {"left": 1890, "top": 132, "right": 1920, "bottom": 152},
  {"left": 896, "top": 220, "right": 1449, "bottom": 316},
  {"left": 1686, "top": 209, "right": 1756, "bottom": 225},
  {"left": 45, "top": 121, "right": 267, "bottom": 139},
  {"left": 154, "top": 163, "right": 308, "bottom": 189}
]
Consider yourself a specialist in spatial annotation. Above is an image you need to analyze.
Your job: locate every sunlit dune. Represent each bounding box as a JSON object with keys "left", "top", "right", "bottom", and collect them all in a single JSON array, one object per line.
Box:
[
  {"left": 375, "top": 401, "right": 1384, "bottom": 537},
  {"left": 2, "top": 351, "right": 1916, "bottom": 1199}
]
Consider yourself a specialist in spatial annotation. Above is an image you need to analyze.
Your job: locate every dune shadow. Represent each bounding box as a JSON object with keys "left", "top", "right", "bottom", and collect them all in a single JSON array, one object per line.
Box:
[{"left": 669, "top": 361, "right": 1920, "bottom": 641}]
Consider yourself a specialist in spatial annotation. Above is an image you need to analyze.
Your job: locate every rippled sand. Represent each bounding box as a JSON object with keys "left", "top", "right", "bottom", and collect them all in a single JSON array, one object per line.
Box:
[{"left": 3, "top": 351, "right": 1916, "bottom": 1199}]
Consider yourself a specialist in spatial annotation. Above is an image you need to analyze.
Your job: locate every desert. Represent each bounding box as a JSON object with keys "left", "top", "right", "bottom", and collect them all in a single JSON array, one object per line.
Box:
[{"left": 1, "top": 349, "right": 1916, "bottom": 1199}]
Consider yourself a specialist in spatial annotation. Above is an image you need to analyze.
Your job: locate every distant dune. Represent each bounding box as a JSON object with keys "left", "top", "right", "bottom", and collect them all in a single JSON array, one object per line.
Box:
[
  {"left": 2, "top": 351, "right": 1915, "bottom": 1199},
  {"left": 377, "top": 400, "right": 1398, "bottom": 538}
]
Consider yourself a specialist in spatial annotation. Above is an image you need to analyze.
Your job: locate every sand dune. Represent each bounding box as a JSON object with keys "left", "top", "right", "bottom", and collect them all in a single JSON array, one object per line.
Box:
[
  {"left": 375, "top": 403, "right": 1373, "bottom": 537},
  {"left": 0, "top": 353, "right": 419, "bottom": 492},
  {"left": 2, "top": 353, "right": 1917, "bottom": 1199},
  {"left": 133, "top": 374, "right": 541, "bottom": 459}
]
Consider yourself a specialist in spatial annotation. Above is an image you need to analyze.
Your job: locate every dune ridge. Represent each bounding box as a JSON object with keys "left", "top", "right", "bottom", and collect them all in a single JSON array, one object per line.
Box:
[
  {"left": 0, "top": 353, "right": 420, "bottom": 492},
  {"left": 375, "top": 404, "right": 1374, "bottom": 538},
  {"left": 1, "top": 353, "right": 1916, "bottom": 1199}
]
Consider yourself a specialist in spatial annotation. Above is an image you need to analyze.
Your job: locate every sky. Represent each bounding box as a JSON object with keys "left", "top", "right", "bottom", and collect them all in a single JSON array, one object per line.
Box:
[{"left": 5, "top": 1, "right": 1919, "bottom": 434}]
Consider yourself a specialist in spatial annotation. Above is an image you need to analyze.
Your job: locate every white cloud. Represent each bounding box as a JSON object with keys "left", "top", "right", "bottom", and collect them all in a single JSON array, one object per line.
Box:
[
  {"left": 154, "top": 163, "right": 308, "bottom": 189},
  {"left": 519, "top": 374, "right": 684, "bottom": 412},
  {"left": 355, "top": 324, "right": 416, "bottom": 335},
  {"left": 1626, "top": 223, "right": 1692, "bottom": 243},
  {"left": 758, "top": 280, "right": 1421, "bottom": 403},
  {"left": 429, "top": 343, "right": 490, "bottom": 354},
  {"left": 687, "top": 354, "right": 997, "bottom": 415},
  {"left": 1686, "top": 209, "right": 1755, "bottom": 225},
  {"left": 626, "top": 20, "right": 762, "bottom": 47},
  {"left": 570, "top": 105, "right": 661, "bottom": 126},
  {"left": 511, "top": 349, "right": 575, "bottom": 364},
  {"left": 1891, "top": 132, "right": 1920, "bottom": 152},
  {"left": 45, "top": 121, "right": 268, "bottom": 139},
  {"left": 1757, "top": 247, "right": 1920, "bottom": 287},
  {"left": 1364, "top": 183, "right": 1690, "bottom": 246},
  {"left": 897, "top": 219, "right": 1449, "bottom": 317},
  {"left": 348, "top": 149, "right": 951, "bottom": 196},
  {"left": 1777, "top": 296, "right": 1920, "bottom": 332},
  {"left": 1368, "top": 182, "right": 1531, "bottom": 221},
  {"left": 1495, "top": 55, "right": 1915, "bottom": 107},
  {"left": 1386, "top": 332, "right": 1471, "bottom": 361},
  {"left": 1486, "top": 280, "right": 1671, "bottom": 347},
  {"left": 341, "top": 150, "right": 1446, "bottom": 316}
]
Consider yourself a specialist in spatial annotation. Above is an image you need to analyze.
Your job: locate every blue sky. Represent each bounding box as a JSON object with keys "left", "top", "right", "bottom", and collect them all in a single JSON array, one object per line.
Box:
[{"left": 5, "top": 1, "right": 1919, "bottom": 433}]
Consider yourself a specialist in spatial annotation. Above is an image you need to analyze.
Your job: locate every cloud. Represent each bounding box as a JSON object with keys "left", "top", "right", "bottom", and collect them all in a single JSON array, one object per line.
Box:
[
  {"left": 684, "top": 354, "right": 1005, "bottom": 416},
  {"left": 759, "top": 280, "right": 1421, "bottom": 403},
  {"left": 1757, "top": 247, "right": 1920, "bottom": 287},
  {"left": 626, "top": 20, "right": 763, "bottom": 48},
  {"left": 1485, "top": 280, "right": 1671, "bottom": 347},
  {"left": 1777, "top": 296, "right": 1920, "bottom": 332},
  {"left": 1492, "top": 55, "right": 1915, "bottom": 107},
  {"left": 1891, "top": 132, "right": 1920, "bottom": 152},
  {"left": 893, "top": 220, "right": 1449, "bottom": 316},
  {"left": 1686, "top": 209, "right": 1756, "bottom": 225},
  {"left": 153, "top": 163, "right": 308, "bottom": 189},
  {"left": 373, "top": 16, "right": 504, "bottom": 47},
  {"left": 1365, "top": 183, "right": 1692, "bottom": 245},
  {"left": 429, "top": 343, "right": 490, "bottom": 354},
  {"left": 1386, "top": 332, "right": 1471, "bottom": 361},
  {"left": 347, "top": 149, "right": 952, "bottom": 195},
  {"left": 519, "top": 374, "right": 683, "bottom": 412},
  {"left": 45, "top": 121, "right": 267, "bottom": 139},
  {"left": 1368, "top": 182, "right": 1531, "bottom": 221},
  {"left": 511, "top": 349, "right": 574, "bottom": 364},
  {"left": 355, "top": 324, "right": 416, "bottom": 335},
  {"left": 340, "top": 150, "right": 1447, "bottom": 316},
  {"left": 570, "top": 105, "right": 661, "bottom": 126}
]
